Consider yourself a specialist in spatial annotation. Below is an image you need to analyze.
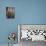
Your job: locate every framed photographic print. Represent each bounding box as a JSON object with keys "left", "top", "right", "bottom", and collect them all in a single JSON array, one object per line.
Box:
[{"left": 6, "top": 7, "right": 15, "bottom": 19}]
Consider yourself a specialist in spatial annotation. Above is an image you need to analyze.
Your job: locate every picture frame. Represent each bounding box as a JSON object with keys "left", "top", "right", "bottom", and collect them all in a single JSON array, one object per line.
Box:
[{"left": 6, "top": 7, "right": 15, "bottom": 19}]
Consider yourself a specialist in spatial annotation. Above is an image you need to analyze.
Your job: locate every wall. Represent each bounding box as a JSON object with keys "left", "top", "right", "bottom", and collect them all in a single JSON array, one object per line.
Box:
[
  {"left": 0, "top": 0, "right": 17, "bottom": 44},
  {"left": 0, "top": 0, "right": 46, "bottom": 44},
  {"left": 16, "top": 0, "right": 46, "bottom": 24}
]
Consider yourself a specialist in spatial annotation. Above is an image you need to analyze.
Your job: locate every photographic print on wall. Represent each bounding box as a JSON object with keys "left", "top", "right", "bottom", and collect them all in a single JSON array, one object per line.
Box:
[{"left": 6, "top": 7, "right": 15, "bottom": 19}]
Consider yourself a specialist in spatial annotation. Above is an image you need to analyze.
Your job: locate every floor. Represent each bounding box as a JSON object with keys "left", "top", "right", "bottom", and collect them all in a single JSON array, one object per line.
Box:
[
  {"left": 19, "top": 40, "right": 46, "bottom": 46},
  {"left": 0, "top": 44, "right": 18, "bottom": 46},
  {"left": 0, "top": 40, "right": 46, "bottom": 46}
]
